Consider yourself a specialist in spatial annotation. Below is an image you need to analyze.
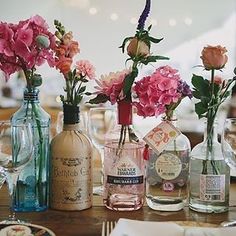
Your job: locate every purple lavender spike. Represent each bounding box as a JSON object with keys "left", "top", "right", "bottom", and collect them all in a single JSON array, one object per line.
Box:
[{"left": 137, "top": 0, "right": 151, "bottom": 30}]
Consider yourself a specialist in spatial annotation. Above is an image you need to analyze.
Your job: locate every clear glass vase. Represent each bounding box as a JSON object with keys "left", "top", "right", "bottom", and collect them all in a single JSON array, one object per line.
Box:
[
  {"left": 146, "top": 115, "right": 191, "bottom": 211},
  {"left": 11, "top": 88, "right": 50, "bottom": 212},
  {"left": 103, "top": 100, "right": 145, "bottom": 211},
  {"left": 50, "top": 104, "right": 92, "bottom": 211},
  {"left": 189, "top": 121, "right": 230, "bottom": 213}
]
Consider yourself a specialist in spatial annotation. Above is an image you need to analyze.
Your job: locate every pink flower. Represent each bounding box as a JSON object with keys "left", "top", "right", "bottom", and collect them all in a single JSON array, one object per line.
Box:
[
  {"left": 16, "top": 28, "right": 33, "bottom": 46},
  {"left": 76, "top": 60, "right": 95, "bottom": 80},
  {"left": 95, "top": 69, "right": 130, "bottom": 104},
  {"left": 133, "top": 65, "right": 190, "bottom": 118}
]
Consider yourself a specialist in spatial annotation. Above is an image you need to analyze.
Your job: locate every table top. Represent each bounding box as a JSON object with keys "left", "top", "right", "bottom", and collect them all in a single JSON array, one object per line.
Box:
[{"left": 0, "top": 180, "right": 236, "bottom": 236}]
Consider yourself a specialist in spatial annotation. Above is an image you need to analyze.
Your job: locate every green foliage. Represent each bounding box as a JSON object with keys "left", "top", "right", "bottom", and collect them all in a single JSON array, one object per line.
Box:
[
  {"left": 89, "top": 94, "right": 109, "bottom": 104},
  {"left": 123, "top": 68, "right": 138, "bottom": 99}
]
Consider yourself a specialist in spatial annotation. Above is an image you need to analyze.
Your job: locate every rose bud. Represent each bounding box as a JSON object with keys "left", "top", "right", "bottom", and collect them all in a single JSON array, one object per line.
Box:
[
  {"left": 201, "top": 45, "right": 228, "bottom": 70},
  {"left": 213, "top": 75, "right": 223, "bottom": 85},
  {"left": 127, "top": 37, "right": 150, "bottom": 58}
]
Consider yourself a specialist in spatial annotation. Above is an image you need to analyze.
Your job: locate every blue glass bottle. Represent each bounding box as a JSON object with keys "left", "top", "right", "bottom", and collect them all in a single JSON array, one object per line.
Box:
[{"left": 11, "top": 88, "right": 50, "bottom": 211}]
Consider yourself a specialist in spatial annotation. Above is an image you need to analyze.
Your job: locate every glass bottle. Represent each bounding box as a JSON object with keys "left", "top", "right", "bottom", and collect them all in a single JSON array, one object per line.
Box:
[
  {"left": 50, "top": 104, "right": 92, "bottom": 211},
  {"left": 189, "top": 121, "right": 230, "bottom": 213},
  {"left": 146, "top": 114, "right": 191, "bottom": 211},
  {"left": 103, "top": 100, "right": 145, "bottom": 211},
  {"left": 11, "top": 88, "right": 50, "bottom": 212}
]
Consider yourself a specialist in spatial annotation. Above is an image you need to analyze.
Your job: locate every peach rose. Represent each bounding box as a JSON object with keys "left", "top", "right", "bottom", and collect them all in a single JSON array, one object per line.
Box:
[
  {"left": 56, "top": 57, "right": 72, "bottom": 75},
  {"left": 127, "top": 37, "right": 150, "bottom": 58},
  {"left": 201, "top": 45, "right": 228, "bottom": 70}
]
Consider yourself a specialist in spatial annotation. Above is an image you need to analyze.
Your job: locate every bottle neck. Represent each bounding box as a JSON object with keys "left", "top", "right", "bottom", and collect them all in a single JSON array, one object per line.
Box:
[
  {"left": 23, "top": 88, "right": 39, "bottom": 103},
  {"left": 63, "top": 124, "right": 80, "bottom": 131},
  {"left": 203, "top": 121, "right": 218, "bottom": 143},
  {"left": 63, "top": 104, "right": 80, "bottom": 125},
  {"left": 117, "top": 100, "right": 132, "bottom": 125},
  {"left": 161, "top": 113, "right": 178, "bottom": 126}
]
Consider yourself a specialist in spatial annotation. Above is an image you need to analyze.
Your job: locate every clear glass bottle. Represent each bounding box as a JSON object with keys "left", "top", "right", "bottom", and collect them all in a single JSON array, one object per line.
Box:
[
  {"left": 11, "top": 88, "right": 50, "bottom": 212},
  {"left": 146, "top": 115, "right": 191, "bottom": 211},
  {"left": 103, "top": 100, "right": 145, "bottom": 211},
  {"left": 50, "top": 104, "right": 92, "bottom": 211},
  {"left": 189, "top": 121, "right": 230, "bottom": 213}
]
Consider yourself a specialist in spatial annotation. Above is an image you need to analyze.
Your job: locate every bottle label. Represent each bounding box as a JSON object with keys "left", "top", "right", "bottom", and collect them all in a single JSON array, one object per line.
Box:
[
  {"left": 143, "top": 121, "right": 180, "bottom": 155},
  {"left": 51, "top": 155, "right": 92, "bottom": 210},
  {"left": 107, "top": 156, "right": 143, "bottom": 185},
  {"left": 200, "top": 174, "right": 225, "bottom": 202},
  {"left": 155, "top": 153, "right": 182, "bottom": 180}
]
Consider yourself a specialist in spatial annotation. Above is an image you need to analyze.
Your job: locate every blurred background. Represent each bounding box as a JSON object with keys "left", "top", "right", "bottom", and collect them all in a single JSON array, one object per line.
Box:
[{"left": 0, "top": 0, "right": 236, "bottom": 135}]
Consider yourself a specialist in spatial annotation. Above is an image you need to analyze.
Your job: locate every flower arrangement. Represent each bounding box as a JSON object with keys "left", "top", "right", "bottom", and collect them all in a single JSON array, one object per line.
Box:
[
  {"left": 89, "top": 0, "right": 170, "bottom": 150},
  {"left": 191, "top": 45, "right": 235, "bottom": 154},
  {"left": 0, "top": 15, "right": 55, "bottom": 88},
  {"left": 54, "top": 20, "right": 95, "bottom": 106},
  {"left": 133, "top": 65, "right": 192, "bottom": 120},
  {"left": 89, "top": 0, "right": 168, "bottom": 105}
]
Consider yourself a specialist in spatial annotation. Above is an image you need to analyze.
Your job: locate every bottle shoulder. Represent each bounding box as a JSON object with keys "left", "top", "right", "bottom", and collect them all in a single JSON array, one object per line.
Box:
[
  {"left": 11, "top": 103, "right": 50, "bottom": 123},
  {"left": 164, "top": 133, "right": 191, "bottom": 151}
]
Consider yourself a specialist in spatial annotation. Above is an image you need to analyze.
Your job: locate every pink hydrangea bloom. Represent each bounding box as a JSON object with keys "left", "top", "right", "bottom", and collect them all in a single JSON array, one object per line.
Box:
[
  {"left": 95, "top": 69, "right": 130, "bottom": 104},
  {"left": 0, "top": 15, "right": 56, "bottom": 82},
  {"left": 133, "top": 65, "right": 190, "bottom": 118},
  {"left": 76, "top": 60, "right": 95, "bottom": 80}
]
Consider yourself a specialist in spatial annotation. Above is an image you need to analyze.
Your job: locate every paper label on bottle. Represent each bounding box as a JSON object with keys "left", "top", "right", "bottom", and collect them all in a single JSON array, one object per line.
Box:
[
  {"left": 155, "top": 153, "right": 182, "bottom": 180},
  {"left": 200, "top": 174, "right": 225, "bottom": 202},
  {"left": 107, "top": 156, "right": 143, "bottom": 185},
  {"left": 143, "top": 121, "right": 181, "bottom": 155},
  {"left": 51, "top": 155, "right": 92, "bottom": 210}
]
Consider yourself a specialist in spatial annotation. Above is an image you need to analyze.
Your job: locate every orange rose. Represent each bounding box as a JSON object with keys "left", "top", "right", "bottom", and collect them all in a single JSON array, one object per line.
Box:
[
  {"left": 201, "top": 45, "right": 228, "bottom": 70},
  {"left": 56, "top": 57, "right": 72, "bottom": 75},
  {"left": 127, "top": 37, "right": 150, "bottom": 58}
]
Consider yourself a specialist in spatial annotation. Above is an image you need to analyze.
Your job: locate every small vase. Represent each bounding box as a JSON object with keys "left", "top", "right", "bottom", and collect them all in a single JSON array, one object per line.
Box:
[
  {"left": 50, "top": 104, "right": 92, "bottom": 211},
  {"left": 189, "top": 120, "right": 230, "bottom": 213},
  {"left": 11, "top": 88, "right": 50, "bottom": 212},
  {"left": 146, "top": 114, "right": 191, "bottom": 211},
  {"left": 103, "top": 100, "right": 145, "bottom": 211}
]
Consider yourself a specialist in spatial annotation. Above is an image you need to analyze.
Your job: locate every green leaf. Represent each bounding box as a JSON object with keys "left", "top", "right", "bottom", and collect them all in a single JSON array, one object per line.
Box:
[
  {"left": 141, "top": 55, "right": 169, "bottom": 65},
  {"left": 200, "top": 96, "right": 210, "bottom": 107},
  {"left": 123, "top": 68, "right": 138, "bottom": 98},
  {"left": 148, "top": 36, "right": 164, "bottom": 44},
  {"left": 88, "top": 94, "right": 109, "bottom": 104},
  {"left": 75, "top": 95, "right": 82, "bottom": 104},
  {"left": 78, "top": 86, "right": 86, "bottom": 94},
  {"left": 147, "top": 25, "right": 152, "bottom": 31},
  {"left": 119, "top": 36, "right": 133, "bottom": 53},
  {"left": 85, "top": 92, "right": 92, "bottom": 96},
  {"left": 191, "top": 74, "right": 210, "bottom": 97},
  {"left": 195, "top": 102, "right": 207, "bottom": 118},
  {"left": 80, "top": 78, "right": 89, "bottom": 83},
  {"left": 192, "top": 90, "right": 201, "bottom": 99}
]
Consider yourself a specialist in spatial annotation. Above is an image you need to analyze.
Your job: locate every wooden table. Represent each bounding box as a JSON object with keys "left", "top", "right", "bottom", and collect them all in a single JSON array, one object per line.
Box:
[{"left": 0, "top": 180, "right": 236, "bottom": 236}]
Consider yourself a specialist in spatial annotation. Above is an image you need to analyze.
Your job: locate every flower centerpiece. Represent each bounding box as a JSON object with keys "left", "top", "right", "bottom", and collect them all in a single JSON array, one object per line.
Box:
[
  {"left": 50, "top": 21, "right": 95, "bottom": 211},
  {"left": 89, "top": 0, "right": 171, "bottom": 211},
  {"left": 0, "top": 15, "right": 56, "bottom": 212},
  {"left": 189, "top": 45, "right": 236, "bottom": 213}
]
